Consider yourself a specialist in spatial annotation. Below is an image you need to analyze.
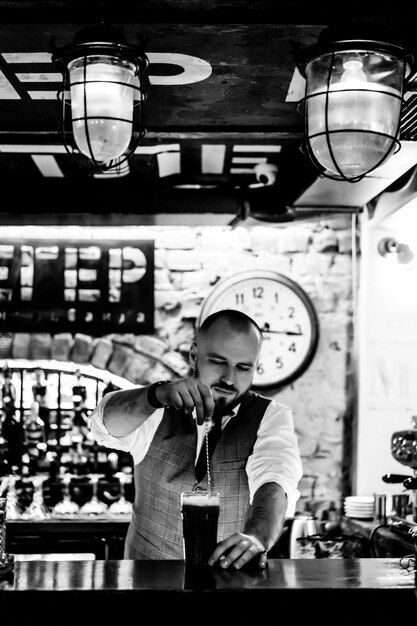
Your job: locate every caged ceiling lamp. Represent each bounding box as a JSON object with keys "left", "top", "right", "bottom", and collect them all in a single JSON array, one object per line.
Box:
[
  {"left": 295, "top": 23, "right": 414, "bottom": 182},
  {"left": 51, "top": 23, "right": 149, "bottom": 172}
]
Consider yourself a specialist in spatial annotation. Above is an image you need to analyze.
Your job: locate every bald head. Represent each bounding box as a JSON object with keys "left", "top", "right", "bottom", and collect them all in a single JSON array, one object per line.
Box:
[{"left": 198, "top": 309, "right": 263, "bottom": 344}]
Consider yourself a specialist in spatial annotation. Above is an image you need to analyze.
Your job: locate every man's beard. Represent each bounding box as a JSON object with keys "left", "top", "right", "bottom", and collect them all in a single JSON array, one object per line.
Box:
[
  {"left": 194, "top": 362, "right": 248, "bottom": 415},
  {"left": 215, "top": 392, "right": 243, "bottom": 415}
]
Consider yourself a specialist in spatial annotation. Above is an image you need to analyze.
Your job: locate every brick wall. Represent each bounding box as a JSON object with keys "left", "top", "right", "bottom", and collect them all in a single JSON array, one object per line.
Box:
[{"left": 0, "top": 215, "right": 357, "bottom": 515}]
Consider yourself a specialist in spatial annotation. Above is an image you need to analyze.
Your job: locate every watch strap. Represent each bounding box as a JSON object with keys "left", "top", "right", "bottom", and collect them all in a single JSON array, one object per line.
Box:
[{"left": 147, "top": 380, "right": 169, "bottom": 409}]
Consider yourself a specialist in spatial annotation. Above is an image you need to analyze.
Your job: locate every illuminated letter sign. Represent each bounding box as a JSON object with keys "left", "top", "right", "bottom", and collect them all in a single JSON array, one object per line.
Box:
[{"left": 0, "top": 239, "right": 154, "bottom": 334}]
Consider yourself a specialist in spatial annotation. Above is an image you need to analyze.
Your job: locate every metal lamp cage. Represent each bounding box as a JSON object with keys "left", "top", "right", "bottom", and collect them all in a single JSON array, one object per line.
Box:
[
  {"left": 51, "top": 28, "right": 149, "bottom": 173},
  {"left": 296, "top": 37, "right": 413, "bottom": 183}
]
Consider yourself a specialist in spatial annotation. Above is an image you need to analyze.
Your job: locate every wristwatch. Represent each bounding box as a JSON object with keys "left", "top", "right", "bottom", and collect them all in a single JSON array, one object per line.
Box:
[{"left": 147, "top": 380, "right": 169, "bottom": 408}]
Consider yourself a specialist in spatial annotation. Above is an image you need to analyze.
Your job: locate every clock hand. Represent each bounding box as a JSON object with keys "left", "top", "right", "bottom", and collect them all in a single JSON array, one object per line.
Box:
[{"left": 262, "top": 329, "right": 303, "bottom": 336}]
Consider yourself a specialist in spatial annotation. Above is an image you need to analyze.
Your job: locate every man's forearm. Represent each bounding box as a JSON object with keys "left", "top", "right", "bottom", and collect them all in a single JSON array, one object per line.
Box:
[
  {"left": 243, "top": 482, "right": 288, "bottom": 551},
  {"left": 102, "top": 386, "right": 157, "bottom": 437}
]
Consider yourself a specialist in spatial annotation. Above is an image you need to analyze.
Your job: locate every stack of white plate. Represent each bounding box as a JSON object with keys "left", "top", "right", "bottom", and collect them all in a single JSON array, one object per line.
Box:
[{"left": 344, "top": 496, "right": 375, "bottom": 519}]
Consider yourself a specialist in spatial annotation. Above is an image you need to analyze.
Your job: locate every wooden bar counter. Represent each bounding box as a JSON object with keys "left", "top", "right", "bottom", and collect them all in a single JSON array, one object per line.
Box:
[{"left": 1, "top": 558, "right": 416, "bottom": 625}]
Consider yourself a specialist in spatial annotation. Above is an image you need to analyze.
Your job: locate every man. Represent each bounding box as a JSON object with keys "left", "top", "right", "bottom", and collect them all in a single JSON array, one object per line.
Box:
[{"left": 89, "top": 309, "right": 302, "bottom": 569}]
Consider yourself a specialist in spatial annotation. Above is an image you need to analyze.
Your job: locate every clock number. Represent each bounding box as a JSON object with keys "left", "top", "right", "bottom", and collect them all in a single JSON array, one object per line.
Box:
[
  {"left": 276, "top": 357, "right": 283, "bottom": 369},
  {"left": 253, "top": 286, "right": 264, "bottom": 299},
  {"left": 288, "top": 306, "right": 295, "bottom": 318},
  {"left": 235, "top": 293, "right": 245, "bottom": 305},
  {"left": 289, "top": 342, "right": 296, "bottom": 352}
]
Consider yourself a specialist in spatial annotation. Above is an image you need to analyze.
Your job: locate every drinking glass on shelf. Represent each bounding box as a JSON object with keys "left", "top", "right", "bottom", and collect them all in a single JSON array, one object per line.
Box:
[
  {"left": 79, "top": 473, "right": 107, "bottom": 516},
  {"left": 22, "top": 474, "right": 51, "bottom": 520},
  {"left": 52, "top": 473, "right": 80, "bottom": 518},
  {"left": 5, "top": 475, "right": 23, "bottom": 520},
  {"left": 107, "top": 471, "right": 133, "bottom": 517}
]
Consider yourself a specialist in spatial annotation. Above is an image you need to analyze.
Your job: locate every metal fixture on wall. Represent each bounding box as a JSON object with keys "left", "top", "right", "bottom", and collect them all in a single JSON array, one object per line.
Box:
[
  {"left": 51, "top": 23, "right": 149, "bottom": 172},
  {"left": 378, "top": 236, "right": 415, "bottom": 266},
  {"left": 296, "top": 23, "right": 413, "bottom": 182}
]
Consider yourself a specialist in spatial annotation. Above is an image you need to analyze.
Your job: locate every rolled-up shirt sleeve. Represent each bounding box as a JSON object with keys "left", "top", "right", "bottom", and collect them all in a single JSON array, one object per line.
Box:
[
  {"left": 88, "top": 391, "right": 163, "bottom": 465},
  {"left": 245, "top": 399, "right": 303, "bottom": 517}
]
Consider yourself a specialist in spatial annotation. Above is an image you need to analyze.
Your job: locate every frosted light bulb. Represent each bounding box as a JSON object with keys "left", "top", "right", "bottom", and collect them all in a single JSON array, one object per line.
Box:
[
  {"left": 68, "top": 56, "right": 136, "bottom": 163},
  {"left": 340, "top": 59, "right": 368, "bottom": 87}
]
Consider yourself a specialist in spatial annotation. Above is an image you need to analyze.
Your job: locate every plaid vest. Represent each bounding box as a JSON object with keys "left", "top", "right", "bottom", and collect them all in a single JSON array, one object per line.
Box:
[{"left": 125, "top": 391, "right": 270, "bottom": 559}]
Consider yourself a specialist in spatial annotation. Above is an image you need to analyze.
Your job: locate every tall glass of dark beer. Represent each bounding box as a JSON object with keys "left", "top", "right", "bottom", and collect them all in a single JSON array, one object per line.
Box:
[{"left": 180, "top": 491, "right": 220, "bottom": 567}]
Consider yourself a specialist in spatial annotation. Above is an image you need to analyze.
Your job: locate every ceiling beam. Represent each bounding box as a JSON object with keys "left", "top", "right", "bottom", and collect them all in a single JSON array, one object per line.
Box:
[{"left": 0, "top": 1, "right": 400, "bottom": 25}]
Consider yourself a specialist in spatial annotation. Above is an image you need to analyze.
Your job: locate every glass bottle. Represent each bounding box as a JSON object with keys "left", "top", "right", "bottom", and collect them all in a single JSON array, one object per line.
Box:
[
  {"left": 23, "top": 399, "right": 46, "bottom": 470},
  {"left": 1, "top": 364, "right": 16, "bottom": 418},
  {"left": 0, "top": 418, "right": 6, "bottom": 475},
  {"left": 70, "top": 440, "right": 88, "bottom": 476},
  {"left": 71, "top": 369, "right": 89, "bottom": 440},
  {"left": 1, "top": 364, "right": 23, "bottom": 471},
  {"left": 0, "top": 497, "right": 6, "bottom": 566},
  {"left": 32, "top": 368, "right": 50, "bottom": 438},
  {"left": 0, "top": 496, "right": 14, "bottom": 574}
]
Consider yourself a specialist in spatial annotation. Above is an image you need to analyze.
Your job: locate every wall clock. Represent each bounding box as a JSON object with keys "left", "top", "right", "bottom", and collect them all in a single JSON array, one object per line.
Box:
[{"left": 197, "top": 270, "right": 319, "bottom": 389}]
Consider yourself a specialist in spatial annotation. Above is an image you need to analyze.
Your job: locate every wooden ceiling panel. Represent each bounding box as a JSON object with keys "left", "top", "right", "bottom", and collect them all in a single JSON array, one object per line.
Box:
[{"left": 0, "top": 1, "right": 415, "bottom": 222}]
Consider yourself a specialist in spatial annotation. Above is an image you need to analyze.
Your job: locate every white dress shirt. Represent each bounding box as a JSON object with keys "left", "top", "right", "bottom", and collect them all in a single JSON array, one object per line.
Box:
[{"left": 89, "top": 391, "right": 303, "bottom": 516}]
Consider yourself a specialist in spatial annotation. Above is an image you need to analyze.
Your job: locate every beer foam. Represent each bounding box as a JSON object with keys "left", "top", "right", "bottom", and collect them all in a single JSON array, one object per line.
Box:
[{"left": 182, "top": 493, "right": 219, "bottom": 506}]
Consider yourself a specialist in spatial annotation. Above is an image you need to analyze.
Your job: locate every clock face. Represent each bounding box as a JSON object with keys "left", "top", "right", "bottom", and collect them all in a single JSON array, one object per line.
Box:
[{"left": 198, "top": 270, "right": 319, "bottom": 389}]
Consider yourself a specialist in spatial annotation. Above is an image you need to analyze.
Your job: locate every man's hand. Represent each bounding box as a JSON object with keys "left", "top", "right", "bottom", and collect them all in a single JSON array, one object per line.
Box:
[
  {"left": 208, "top": 532, "right": 268, "bottom": 570},
  {"left": 155, "top": 378, "right": 214, "bottom": 424},
  {"left": 207, "top": 484, "right": 288, "bottom": 570}
]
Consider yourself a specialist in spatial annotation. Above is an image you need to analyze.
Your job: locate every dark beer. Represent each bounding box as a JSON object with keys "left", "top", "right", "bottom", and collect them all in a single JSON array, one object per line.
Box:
[{"left": 181, "top": 491, "right": 220, "bottom": 567}]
